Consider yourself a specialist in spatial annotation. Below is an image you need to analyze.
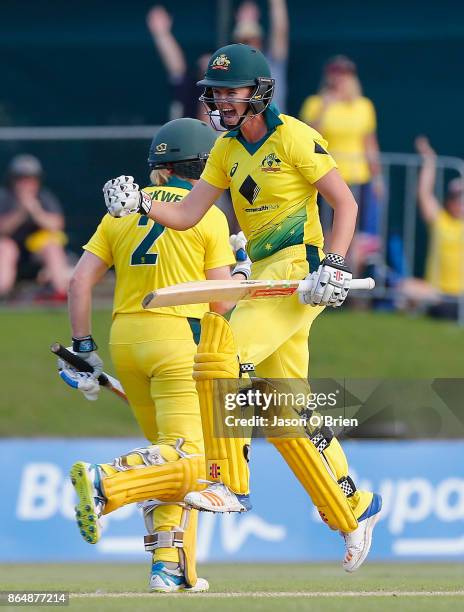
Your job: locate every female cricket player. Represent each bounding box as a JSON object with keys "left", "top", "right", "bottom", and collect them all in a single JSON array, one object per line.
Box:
[
  {"left": 62, "top": 118, "right": 238, "bottom": 592},
  {"left": 103, "top": 44, "right": 382, "bottom": 573}
]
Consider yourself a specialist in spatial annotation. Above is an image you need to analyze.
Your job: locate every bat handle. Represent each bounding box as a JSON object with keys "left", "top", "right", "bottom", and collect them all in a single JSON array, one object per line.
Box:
[
  {"left": 235, "top": 248, "right": 248, "bottom": 262},
  {"left": 50, "top": 343, "right": 108, "bottom": 386},
  {"left": 297, "top": 277, "right": 375, "bottom": 293}
]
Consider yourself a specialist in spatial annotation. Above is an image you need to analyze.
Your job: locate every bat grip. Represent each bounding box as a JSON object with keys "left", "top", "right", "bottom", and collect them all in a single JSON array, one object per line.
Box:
[
  {"left": 51, "top": 343, "right": 108, "bottom": 386},
  {"left": 297, "top": 277, "right": 375, "bottom": 293}
]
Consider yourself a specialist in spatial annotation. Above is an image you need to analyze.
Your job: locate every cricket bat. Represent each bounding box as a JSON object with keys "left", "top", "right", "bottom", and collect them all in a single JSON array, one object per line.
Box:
[
  {"left": 50, "top": 343, "right": 128, "bottom": 403},
  {"left": 142, "top": 277, "right": 375, "bottom": 309}
]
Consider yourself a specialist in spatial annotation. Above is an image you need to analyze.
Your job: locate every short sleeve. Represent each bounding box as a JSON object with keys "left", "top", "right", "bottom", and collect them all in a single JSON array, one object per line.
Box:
[
  {"left": 299, "top": 96, "right": 322, "bottom": 124},
  {"left": 289, "top": 121, "right": 337, "bottom": 184},
  {"left": 200, "top": 138, "right": 230, "bottom": 190},
  {"left": 40, "top": 189, "right": 63, "bottom": 214},
  {"left": 83, "top": 215, "right": 113, "bottom": 267},
  {"left": 200, "top": 207, "right": 236, "bottom": 271},
  {"left": 364, "top": 98, "right": 377, "bottom": 134}
]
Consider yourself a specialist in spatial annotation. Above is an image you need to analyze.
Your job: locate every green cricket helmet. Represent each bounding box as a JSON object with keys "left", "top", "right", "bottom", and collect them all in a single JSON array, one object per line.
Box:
[
  {"left": 148, "top": 117, "right": 217, "bottom": 180},
  {"left": 197, "top": 44, "right": 275, "bottom": 130}
]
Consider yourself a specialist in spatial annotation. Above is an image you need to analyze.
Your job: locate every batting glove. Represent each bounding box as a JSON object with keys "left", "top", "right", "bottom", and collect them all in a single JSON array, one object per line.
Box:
[
  {"left": 71, "top": 336, "right": 104, "bottom": 378},
  {"left": 103, "top": 176, "right": 152, "bottom": 218},
  {"left": 230, "top": 231, "right": 252, "bottom": 279},
  {"left": 58, "top": 361, "right": 100, "bottom": 401},
  {"left": 299, "top": 253, "right": 352, "bottom": 308}
]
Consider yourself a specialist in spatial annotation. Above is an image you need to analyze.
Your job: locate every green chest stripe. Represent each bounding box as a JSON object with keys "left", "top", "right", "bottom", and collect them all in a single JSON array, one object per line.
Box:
[{"left": 248, "top": 208, "right": 307, "bottom": 261}]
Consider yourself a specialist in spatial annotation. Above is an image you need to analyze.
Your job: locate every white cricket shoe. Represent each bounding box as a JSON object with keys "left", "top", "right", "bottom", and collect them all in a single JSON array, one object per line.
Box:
[
  {"left": 184, "top": 482, "right": 251, "bottom": 513},
  {"left": 150, "top": 562, "right": 209, "bottom": 593},
  {"left": 342, "top": 492, "right": 382, "bottom": 572}
]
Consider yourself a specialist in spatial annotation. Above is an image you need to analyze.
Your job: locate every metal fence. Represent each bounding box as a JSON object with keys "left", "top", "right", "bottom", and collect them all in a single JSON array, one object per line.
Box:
[{"left": 1, "top": 126, "right": 463, "bottom": 322}]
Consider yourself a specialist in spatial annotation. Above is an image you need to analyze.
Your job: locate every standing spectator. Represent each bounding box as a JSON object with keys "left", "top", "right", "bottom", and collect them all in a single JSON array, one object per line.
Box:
[
  {"left": 146, "top": 5, "right": 210, "bottom": 120},
  {"left": 300, "top": 56, "right": 384, "bottom": 274},
  {"left": 233, "top": 0, "right": 289, "bottom": 112},
  {"left": 0, "top": 155, "right": 69, "bottom": 302},
  {"left": 398, "top": 137, "right": 464, "bottom": 319}
]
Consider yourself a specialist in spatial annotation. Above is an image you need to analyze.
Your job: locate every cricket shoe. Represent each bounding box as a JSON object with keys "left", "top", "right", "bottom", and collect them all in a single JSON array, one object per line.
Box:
[
  {"left": 184, "top": 482, "right": 251, "bottom": 513},
  {"left": 341, "top": 492, "right": 382, "bottom": 572},
  {"left": 150, "top": 562, "right": 209, "bottom": 593},
  {"left": 70, "top": 461, "right": 106, "bottom": 544}
]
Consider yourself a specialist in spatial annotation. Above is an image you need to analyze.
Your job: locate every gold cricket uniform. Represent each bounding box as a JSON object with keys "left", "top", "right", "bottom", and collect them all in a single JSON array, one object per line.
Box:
[
  {"left": 83, "top": 176, "right": 234, "bottom": 576},
  {"left": 196, "top": 105, "right": 373, "bottom": 528},
  {"left": 426, "top": 209, "right": 464, "bottom": 295},
  {"left": 299, "top": 95, "right": 377, "bottom": 185}
]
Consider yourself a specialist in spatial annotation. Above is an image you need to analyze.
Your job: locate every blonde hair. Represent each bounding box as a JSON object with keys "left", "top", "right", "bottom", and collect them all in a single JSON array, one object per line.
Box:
[
  {"left": 320, "top": 74, "right": 362, "bottom": 101},
  {"left": 149, "top": 168, "right": 171, "bottom": 186}
]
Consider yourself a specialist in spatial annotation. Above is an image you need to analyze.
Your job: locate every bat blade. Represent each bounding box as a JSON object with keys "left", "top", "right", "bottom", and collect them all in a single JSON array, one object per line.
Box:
[
  {"left": 142, "top": 277, "right": 375, "bottom": 309},
  {"left": 142, "top": 279, "right": 301, "bottom": 308}
]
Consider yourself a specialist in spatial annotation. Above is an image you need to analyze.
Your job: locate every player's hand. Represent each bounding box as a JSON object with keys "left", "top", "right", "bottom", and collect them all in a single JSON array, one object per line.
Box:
[
  {"left": 230, "top": 231, "right": 248, "bottom": 261},
  {"left": 299, "top": 253, "right": 352, "bottom": 308},
  {"left": 230, "top": 231, "right": 252, "bottom": 279},
  {"left": 57, "top": 359, "right": 100, "bottom": 401},
  {"left": 103, "top": 176, "right": 152, "bottom": 218}
]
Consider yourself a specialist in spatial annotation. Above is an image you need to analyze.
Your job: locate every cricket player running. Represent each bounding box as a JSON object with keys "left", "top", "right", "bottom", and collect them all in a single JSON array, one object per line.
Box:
[
  {"left": 60, "top": 118, "right": 239, "bottom": 592},
  {"left": 103, "top": 44, "right": 382, "bottom": 572}
]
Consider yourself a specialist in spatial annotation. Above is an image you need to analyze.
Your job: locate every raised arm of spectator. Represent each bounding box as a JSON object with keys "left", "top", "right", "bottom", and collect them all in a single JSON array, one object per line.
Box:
[
  {"left": 415, "top": 136, "right": 440, "bottom": 224},
  {"left": 146, "top": 5, "right": 186, "bottom": 80},
  {"left": 268, "top": 0, "right": 288, "bottom": 61}
]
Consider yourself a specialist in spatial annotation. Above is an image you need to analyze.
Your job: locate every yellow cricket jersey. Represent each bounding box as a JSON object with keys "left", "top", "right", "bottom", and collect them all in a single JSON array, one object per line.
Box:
[
  {"left": 201, "top": 104, "right": 336, "bottom": 262},
  {"left": 426, "top": 209, "right": 464, "bottom": 295},
  {"left": 299, "top": 95, "right": 376, "bottom": 185},
  {"left": 84, "top": 176, "right": 235, "bottom": 318}
]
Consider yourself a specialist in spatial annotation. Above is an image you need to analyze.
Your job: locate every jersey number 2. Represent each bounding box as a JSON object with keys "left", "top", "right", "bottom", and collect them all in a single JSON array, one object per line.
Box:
[{"left": 131, "top": 216, "right": 166, "bottom": 265}]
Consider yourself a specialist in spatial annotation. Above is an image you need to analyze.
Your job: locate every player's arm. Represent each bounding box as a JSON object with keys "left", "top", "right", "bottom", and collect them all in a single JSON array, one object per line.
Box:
[
  {"left": 415, "top": 136, "right": 440, "bottom": 224},
  {"left": 104, "top": 176, "right": 223, "bottom": 230},
  {"left": 206, "top": 265, "right": 235, "bottom": 314},
  {"left": 67, "top": 250, "right": 108, "bottom": 376},
  {"left": 315, "top": 168, "right": 358, "bottom": 257}
]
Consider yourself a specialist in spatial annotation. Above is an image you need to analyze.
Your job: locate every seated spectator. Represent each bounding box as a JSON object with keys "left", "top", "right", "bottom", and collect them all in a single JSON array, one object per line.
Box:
[
  {"left": 0, "top": 155, "right": 69, "bottom": 302},
  {"left": 299, "top": 56, "right": 384, "bottom": 276},
  {"left": 398, "top": 137, "right": 464, "bottom": 319}
]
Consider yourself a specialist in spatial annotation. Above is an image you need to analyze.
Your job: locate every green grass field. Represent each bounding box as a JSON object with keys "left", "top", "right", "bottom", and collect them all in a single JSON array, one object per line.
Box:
[
  {"left": 1, "top": 308, "right": 463, "bottom": 436},
  {"left": 0, "top": 563, "right": 463, "bottom": 611}
]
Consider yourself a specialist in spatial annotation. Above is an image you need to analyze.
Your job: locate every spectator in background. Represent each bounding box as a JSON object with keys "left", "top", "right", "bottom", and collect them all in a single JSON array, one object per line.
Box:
[
  {"left": 399, "top": 138, "right": 464, "bottom": 319},
  {"left": 0, "top": 155, "right": 69, "bottom": 302},
  {"left": 146, "top": 5, "right": 211, "bottom": 120},
  {"left": 300, "top": 56, "right": 384, "bottom": 275},
  {"left": 233, "top": 0, "right": 288, "bottom": 112}
]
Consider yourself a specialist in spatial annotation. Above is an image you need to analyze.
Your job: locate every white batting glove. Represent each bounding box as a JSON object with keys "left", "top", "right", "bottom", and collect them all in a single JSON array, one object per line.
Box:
[
  {"left": 57, "top": 361, "right": 100, "bottom": 401},
  {"left": 230, "top": 231, "right": 252, "bottom": 279},
  {"left": 103, "top": 176, "right": 152, "bottom": 218},
  {"left": 299, "top": 253, "right": 352, "bottom": 308}
]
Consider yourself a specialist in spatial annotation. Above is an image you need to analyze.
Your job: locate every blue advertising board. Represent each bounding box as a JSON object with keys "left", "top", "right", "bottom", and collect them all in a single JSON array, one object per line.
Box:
[{"left": 1, "top": 439, "right": 463, "bottom": 562}]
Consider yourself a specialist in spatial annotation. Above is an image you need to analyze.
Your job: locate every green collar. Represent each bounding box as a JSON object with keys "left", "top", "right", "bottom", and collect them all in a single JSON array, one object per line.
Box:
[
  {"left": 165, "top": 175, "right": 193, "bottom": 191},
  {"left": 223, "top": 103, "right": 283, "bottom": 155}
]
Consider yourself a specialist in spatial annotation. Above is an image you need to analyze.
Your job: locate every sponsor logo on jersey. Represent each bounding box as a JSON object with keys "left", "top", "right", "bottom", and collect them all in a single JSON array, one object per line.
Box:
[
  {"left": 261, "top": 152, "right": 281, "bottom": 172},
  {"left": 230, "top": 162, "right": 238, "bottom": 177},
  {"left": 211, "top": 54, "right": 231, "bottom": 71}
]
